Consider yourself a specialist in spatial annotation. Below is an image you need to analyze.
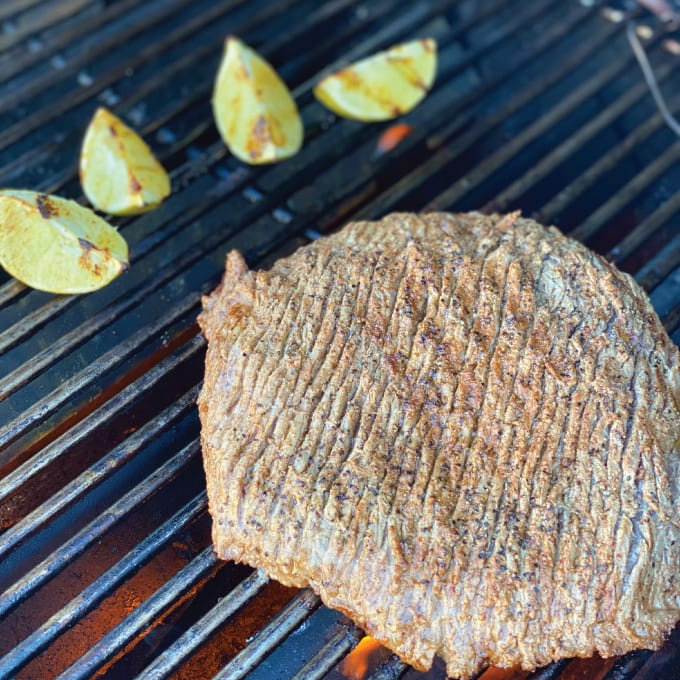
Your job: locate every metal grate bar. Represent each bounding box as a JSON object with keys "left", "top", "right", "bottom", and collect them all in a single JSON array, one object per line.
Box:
[
  {"left": 428, "top": 22, "right": 650, "bottom": 210},
  {"left": 57, "top": 545, "right": 220, "bottom": 680},
  {"left": 0, "top": 279, "right": 24, "bottom": 308},
  {"left": 0, "top": 0, "right": 92, "bottom": 52},
  {"left": 635, "top": 231, "right": 680, "bottom": 290},
  {"left": 608, "top": 179, "right": 680, "bottom": 262},
  {"left": 536, "top": 91, "right": 680, "bottom": 224},
  {"left": 527, "top": 660, "right": 571, "bottom": 679},
  {"left": 137, "top": 569, "right": 270, "bottom": 679},
  {"left": 0, "top": 284, "right": 201, "bottom": 401},
  {"left": 602, "top": 649, "right": 654, "bottom": 679},
  {"left": 0, "top": 0, "right": 44, "bottom": 22},
  {"left": 0, "top": 295, "right": 74, "bottom": 354},
  {"left": 366, "top": 655, "right": 409, "bottom": 680},
  {"left": 215, "top": 588, "right": 321, "bottom": 680},
  {"left": 485, "top": 55, "right": 677, "bottom": 214},
  {"left": 570, "top": 141, "right": 680, "bottom": 244},
  {"left": 0, "top": 438, "right": 199, "bottom": 620},
  {"left": 351, "top": 1, "right": 616, "bottom": 221},
  {"left": 293, "top": 625, "right": 364, "bottom": 680},
  {"left": 0, "top": 491, "right": 207, "bottom": 678},
  {"left": 0, "top": 384, "right": 199, "bottom": 561},
  {"left": 0, "top": 306, "right": 202, "bottom": 456},
  {"left": 0, "top": 291, "right": 201, "bottom": 452},
  {"left": 0, "top": 0, "right": 190, "bottom": 85},
  {"left": 0, "top": 0, "right": 294, "bottom": 152},
  {"left": 0, "top": 336, "right": 202, "bottom": 501}
]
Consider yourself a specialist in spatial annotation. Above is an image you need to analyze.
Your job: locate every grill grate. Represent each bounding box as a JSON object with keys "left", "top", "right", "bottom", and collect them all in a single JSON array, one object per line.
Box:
[{"left": 1, "top": 0, "right": 680, "bottom": 678}]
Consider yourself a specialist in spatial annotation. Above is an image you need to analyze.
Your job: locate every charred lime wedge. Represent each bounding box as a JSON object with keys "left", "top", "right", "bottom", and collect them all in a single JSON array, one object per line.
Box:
[
  {"left": 212, "top": 36, "right": 303, "bottom": 164},
  {"left": 0, "top": 190, "right": 129, "bottom": 294},
  {"left": 80, "top": 107, "right": 171, "bottom": 216},
  {"left": 314, "top": 39, "right": 437, "bottom": 121}
]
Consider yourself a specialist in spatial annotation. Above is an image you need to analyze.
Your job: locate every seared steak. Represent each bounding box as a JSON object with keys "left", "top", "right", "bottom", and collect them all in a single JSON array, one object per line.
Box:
[{"left": 198, "top": 212, "right": 680, "bottom": 678}]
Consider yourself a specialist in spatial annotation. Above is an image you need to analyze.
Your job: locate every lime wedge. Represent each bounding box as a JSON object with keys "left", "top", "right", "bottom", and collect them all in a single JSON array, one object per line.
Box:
[
  {"left": 80, "top": 107, "right": 171, "bottom": 216},
  {"left": 212, "top": 36, "right": 303, "bottom": 164},
  {"left": 313, "top": 39, "right": 437, "bottom": 121},
  {"left": 0, "top": 190, "right": 129, "bottom": 294}
]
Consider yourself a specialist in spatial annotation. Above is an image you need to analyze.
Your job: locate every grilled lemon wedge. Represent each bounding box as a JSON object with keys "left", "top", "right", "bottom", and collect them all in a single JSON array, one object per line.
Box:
[
  {"left": 313, "top": 39, "right": 437, "bottom": 121},
  {"left": 80, "top": 107, "right": 171, "bottom": 216},
  {"left": 0, "top": 190, "right": 129, "bottom": 294},
  {"left": 212, "top": 36, "right": 303, "bottom": 164}
]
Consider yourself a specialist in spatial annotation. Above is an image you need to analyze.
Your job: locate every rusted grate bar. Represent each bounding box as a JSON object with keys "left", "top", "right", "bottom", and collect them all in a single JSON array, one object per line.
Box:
[
  {"left": 0, "top": 385, "right": 199, "bottom": 562},
  {"left": 137, "top": 569, "right": 270, "bottom": 679},
  {"left": 0, "top": 492, "right": 207, "bottom": 678},
  {"left": 0, "top": 336, "right": 202, "bottom": 499},
  {"left": 56, "top": 545, "right": 220, "bottom": 680},
  {"left": 0, "top": 438, "right": 200, "bottom": 620}
]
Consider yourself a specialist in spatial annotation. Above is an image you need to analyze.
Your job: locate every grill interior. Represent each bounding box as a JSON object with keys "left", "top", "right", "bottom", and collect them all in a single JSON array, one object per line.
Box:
[{"left": 1, "top": 1, "right": 680, "bottom": 678}]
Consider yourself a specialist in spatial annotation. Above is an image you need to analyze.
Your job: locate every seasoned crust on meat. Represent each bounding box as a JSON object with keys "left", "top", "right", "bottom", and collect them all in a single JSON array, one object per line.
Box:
[{"left": 198, "top": 212, "right": 680, "bottom": 678}]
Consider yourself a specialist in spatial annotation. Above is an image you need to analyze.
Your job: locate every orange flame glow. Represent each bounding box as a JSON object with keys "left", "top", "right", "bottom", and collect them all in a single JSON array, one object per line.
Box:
[
  {"left": 339, "top": 636, "right": 385, "bottom": 679},
  {"left": 375, "top": 123, "right": 413, "bottom": 155}
]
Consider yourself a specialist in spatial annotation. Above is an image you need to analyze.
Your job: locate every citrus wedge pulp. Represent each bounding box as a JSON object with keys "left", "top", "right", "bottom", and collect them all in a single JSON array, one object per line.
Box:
[
  {"left": 212, "top": 36, "right": 303, "bottom": 164},
  {"left": 0, "top": 190, "right": 129, "bottom": 294},
  {"left": 313, "top": 38, "right": 437, "bottom": 121},
  {"left": 80, "top": 107, "right": 171, "bottom": 216}
]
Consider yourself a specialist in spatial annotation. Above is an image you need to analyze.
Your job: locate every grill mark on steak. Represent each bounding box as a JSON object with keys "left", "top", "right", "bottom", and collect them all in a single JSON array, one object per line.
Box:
[
  {"left": 198, "top": 212, "right": 680, "bottom": 677},
  {"left": 320, "top": 249, "right": 409, "bottom": 528},
  {"left": 452, "top": 245, "right": 516, "bottom": 631},
  {"left": 433, "top": 236, "right": 507, "bottom": 536},
  {"left": 619, "top": 339, "right": 645, "bottom": 606},
  {"left": 264, "top": 258, "right": 344, "bottom": 552},
  {"left": 583, "top": 401, "right": 608, "bottom": 627},
  {"left": 468, "top": 257, "right": 540, "bottom": 617},
  {"left": 543, "top": 309, "right": 611, "bottom": 649}
]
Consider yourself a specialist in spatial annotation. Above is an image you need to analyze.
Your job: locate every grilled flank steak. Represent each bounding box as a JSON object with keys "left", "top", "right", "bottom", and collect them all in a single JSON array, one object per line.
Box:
[{"left": 198, "top": 212, "right": 680, "bottom": 678}]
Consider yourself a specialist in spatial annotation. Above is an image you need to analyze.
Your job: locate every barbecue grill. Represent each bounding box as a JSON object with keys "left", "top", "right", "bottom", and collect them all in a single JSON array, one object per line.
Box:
[{"left": 1, "top": 0, "right": 679, "bottom": 678}]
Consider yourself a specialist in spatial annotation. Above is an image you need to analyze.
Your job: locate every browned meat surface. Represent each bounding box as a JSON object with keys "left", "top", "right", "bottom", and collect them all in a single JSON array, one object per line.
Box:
[{"left": 197, "top": 211, "right": 680, "bottom": 678}]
